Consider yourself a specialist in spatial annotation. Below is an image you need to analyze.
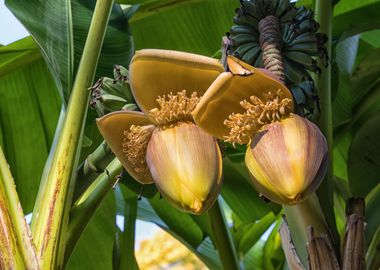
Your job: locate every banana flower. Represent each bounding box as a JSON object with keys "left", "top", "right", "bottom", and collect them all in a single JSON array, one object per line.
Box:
[
  {"left": 193, "top": 56, "right": 328, "bottom": 205},
  {"left": 97, "top": 49, "right": 224, "bottom": 214}
]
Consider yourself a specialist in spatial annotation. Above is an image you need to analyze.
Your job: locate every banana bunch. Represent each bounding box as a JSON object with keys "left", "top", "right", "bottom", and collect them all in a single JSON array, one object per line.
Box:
[
  {"left": 90, "top": 65, "right": 136, "bottom": 116},
  {"left": 290, "top": 80, "right": 319, "bottom": 117},
  {"left": 229, "top": 0, "right": 327, "bottom": 116}
]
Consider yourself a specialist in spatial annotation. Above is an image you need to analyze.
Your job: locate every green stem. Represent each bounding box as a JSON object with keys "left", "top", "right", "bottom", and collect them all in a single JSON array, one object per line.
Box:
[
  {"left": 73, "top": 141, "right": 113, "bottom": 200},
  {"left": 0, "top": 146, "right": 39, "bottom": 269},
  {"left": 208, "top": 198, "right": 240, "bottom": 270},
  {"left": 64, "top": 159, "right": 121, "bottom": 265},
  {"left": 118, "top": 189, "right": 139, "bottom": 270},
  {"left": 32, "top": 106, "right": 66, "bottom": 223},
  {"left": 30, "top": 1, "right": 114, "bottom": 269},
  {"left": 283, "top": 194, "right": 330, "bottom": 267},
  {"left": 314, "top": 0, "right": 340, "bottom": 255}
]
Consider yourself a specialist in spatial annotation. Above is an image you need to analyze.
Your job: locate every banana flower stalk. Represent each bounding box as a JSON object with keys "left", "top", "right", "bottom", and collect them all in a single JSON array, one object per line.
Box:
[{"left": 97, "top": 49, "right": 224, "bottom": 214}]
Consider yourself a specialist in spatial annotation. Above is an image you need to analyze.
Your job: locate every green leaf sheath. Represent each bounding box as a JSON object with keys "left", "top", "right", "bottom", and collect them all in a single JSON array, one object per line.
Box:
[
  {"left": 118, "top": 187, "right": 139, "bottom": 270},
  {"left": 314, "top": 0, "right": 341, "bottom": 256},
  {"left": 29, "top": 1, "right": 115, "bottom": 269},
  {"left": 283, "top": 194, "right": 330, "bottom": 266},
  {"left": 65, "top": 159, "right": 122, "bottom": 264},
  {"left": 0, "top": 146, "right": 39, "bottom": 269}
]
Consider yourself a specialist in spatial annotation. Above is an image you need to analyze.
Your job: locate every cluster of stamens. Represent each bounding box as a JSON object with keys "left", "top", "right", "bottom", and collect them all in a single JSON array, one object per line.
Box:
[
  {"left": 224, "top": 89, "right": 293, "bottom": 145},
  {"left": 149, "top": 90, "right": 200, "bottom": 126},
  {"left": 122, "top": 125, "right": 154, "bottom": 180}
]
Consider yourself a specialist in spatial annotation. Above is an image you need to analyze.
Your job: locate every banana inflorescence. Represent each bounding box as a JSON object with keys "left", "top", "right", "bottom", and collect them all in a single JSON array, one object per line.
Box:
[
  {"left": 228, "top": 0, "right": 327, "bottom": 117},
  {"left": 90, "top": 65, "right": 135, "bottom": 116}
]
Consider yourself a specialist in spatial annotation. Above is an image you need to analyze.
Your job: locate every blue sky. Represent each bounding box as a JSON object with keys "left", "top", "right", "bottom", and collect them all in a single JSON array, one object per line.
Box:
[
  {"left": 0, "top": 0, "right": 160, "bottom": 248},
  {"left": 0, "top": 1, "right": 28, "bottom": 45}
]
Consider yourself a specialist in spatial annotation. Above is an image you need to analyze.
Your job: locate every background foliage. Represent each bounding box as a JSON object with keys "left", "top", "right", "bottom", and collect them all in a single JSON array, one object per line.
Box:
[{"left": 0, "top": 0, "right": 379, "bottom": 269}]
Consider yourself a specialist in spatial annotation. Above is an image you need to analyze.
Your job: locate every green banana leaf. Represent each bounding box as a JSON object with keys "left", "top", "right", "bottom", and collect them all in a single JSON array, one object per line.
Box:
[
  {"left": 5, "top": 0, "right": 74, "bottom": 102},
  {"left": 333, "top": 0, "right": 380, "bottom": 37},
  {"left": 222, "top": 154, "right": 281, "bottom": 223},
  {"left": 332, "top": 35, "right": 359, "bottom": 127},
  {"left": 66, "top": 192, "right": 117, "bottom": 269},
  {"left": 348, "top": 112, "right": 380, "bottom": 197},
  {"left": 242, "top": 219, "right": 284, "bottom": 270},
  {"left": 299, "top": 0, "right": 380, "bottom": 37},
  {"left": 365, "top": 182, "right": 380, "bottom": 245},
  {"left": 232, "top": 212, "right": 276, "bottom": 255},
  {"left": 6, "top": 0, "right": 134, "bottom": 103},
  {"left": 129, "top": 0, "right": 238, "bottom": 56},
  {"left": 0, "top": 39, "right": 61, "bottom": 212}
]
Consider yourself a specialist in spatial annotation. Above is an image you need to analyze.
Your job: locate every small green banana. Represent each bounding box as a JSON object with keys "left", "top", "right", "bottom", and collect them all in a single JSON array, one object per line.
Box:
[
  {"left": 284, "top": 59, "right": 310, "bottom": 84},
  {"left": 288, "top": 33, "right": 317, "bottom": 47},
  {"left": 101, "top": 94, "right": 128, "bottom": 112},
  {"left": 230, "top": 25, "right": 256, "bottom": 35},
  {"left": 286, "top": 51, "right": 314, "bottom": 67},
  {"left": 286, "top": 42, "right": 319, "bottom": 55},
  {"left": 230, "top": 33, "right": 258, "bottom": 46},
  {"left": 233, "top": 42, "right": 260, "bottom": 58},
  {"left": 242, "top": 46, "right": 262, "bottom": 65}
]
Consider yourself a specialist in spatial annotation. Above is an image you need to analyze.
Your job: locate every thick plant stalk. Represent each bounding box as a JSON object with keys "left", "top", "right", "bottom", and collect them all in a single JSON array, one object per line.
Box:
[
  {"left": 30, "top": 1, "right": 114, "bottom": 269},
  {"left": 207, "top": 198, "right": 240, "bottom": 270},
  {"left": 283, "top": 194, "right": 331, "bottom": 266},
  {"left": 307, "top": 227, "right": 340, "bottom": 270},
  {"left": 314, "top": 0, "right": 340, "bottom": 255},
  {"left": 0, "top": 146, "right": 39, "bottom": 269},
  {"left": 64, "top": 159, "right": 121, "bottom": 265},
  {"left": 341, "top": 198, "right": 366, "bottom": 270}
]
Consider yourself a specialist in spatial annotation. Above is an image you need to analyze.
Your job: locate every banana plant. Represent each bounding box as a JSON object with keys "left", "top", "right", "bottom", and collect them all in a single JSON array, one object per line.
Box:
[{"left": 0, "top": 0, "right": 380, "bottom": 269}]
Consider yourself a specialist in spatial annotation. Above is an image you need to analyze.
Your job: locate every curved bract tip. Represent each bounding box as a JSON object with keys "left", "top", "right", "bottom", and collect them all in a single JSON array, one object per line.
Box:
[
  {"left": 193, "top": 59, "right": 294, "bottom": 144},
  {"left": 129, "top": 49, "right": 224, "bottom": 123},
  {"left": 96, "top": 111, "right": 154, "bottom": 184}
]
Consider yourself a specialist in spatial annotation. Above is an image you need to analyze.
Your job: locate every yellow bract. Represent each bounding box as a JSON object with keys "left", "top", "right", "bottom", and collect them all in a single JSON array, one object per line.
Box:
[
  {"left": 245, "top": 114, "right": 328, "bottom": 205},
  {"left": 193, "top": 56, "right": 293, "bottom": 144},
  {"left": 97, "top": 49, "right": 226, "bottom": 214},
  {"left": 146, "top": 122, "right": 222, "bottom": 214},
  {"left": 130, "top": 49, "right": 224, "bottom": 124},
  {"left": 96, "top": 111, "right": 154, "bottom": 184}
]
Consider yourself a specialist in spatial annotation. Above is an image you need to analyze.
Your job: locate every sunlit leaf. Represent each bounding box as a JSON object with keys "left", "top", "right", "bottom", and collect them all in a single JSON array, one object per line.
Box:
[
  {"left": 130, "top": 0, "right": 238, "bottom": 56},
  {"left": 6, "top": 0, "right": 74, "bottom": 101},
  {"left": 6, "top": 0, "right": 134, "bottom": 102},
  {"left": 0, "top": 42, "right": 61, "bottom": 212}
]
